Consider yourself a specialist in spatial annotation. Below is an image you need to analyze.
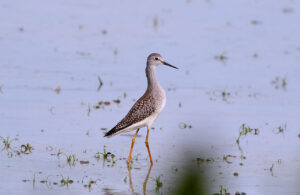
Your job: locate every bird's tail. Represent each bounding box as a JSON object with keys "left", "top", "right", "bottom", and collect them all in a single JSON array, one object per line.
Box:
[{"left": 104, "top": 127, "right": 118, "bottom": 138}]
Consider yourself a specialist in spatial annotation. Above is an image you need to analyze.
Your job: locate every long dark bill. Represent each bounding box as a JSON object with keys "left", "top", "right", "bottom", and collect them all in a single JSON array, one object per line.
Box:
[{"left": 161, "top": 61, "right": 178, "bottom": 69}]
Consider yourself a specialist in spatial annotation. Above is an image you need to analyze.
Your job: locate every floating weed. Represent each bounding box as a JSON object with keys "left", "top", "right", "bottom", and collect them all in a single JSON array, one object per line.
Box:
[
  {"left": 273, "top": 123, "right": 287, "bottom": 136},
  {"left": 250, "top": 20, "right": 262, "bottom": 25},
  {"left": 97, "top": 75, "right": 103, "bottom": 91},
  {"left": 194, "top": 157, "right": 215, "bottom": 166},
  {"left": 206, "top": 90, "right": 235, "bottom": 103},
  {"left": 113, "top": 99, "right": 121, "bottom": 104},
  {"left": 0, "top": 85, "right": 3, "bottom": 93},
  {"left": 271, "top": 76, "right": 287, "bottom": 90},
  {"left": 94, "top": 146, "right": 115, "bottom": 164},
  {"left": 0, "top": 136, "right": 18, "bottom": 151},
  {"left": 94, "top": 152, "right": 101, "bottom": 160},
  {"left": 79, "top": 160, "right": 89, "bottom": 165},
  {"left": 60, "top": 175, "right": 73, "bottom": 187},
  {"left": 178, "top": 122, "right": 192, "bottom": 129},
  {"left": 298, "top": 134, "right": 300, "bottom": 138},
  {"left": 128, "top": 153, "right": 141, "bottom": 168},
  {"left": 82, "top": 176, "right": 100, "bottom": 192},
  {"left": 33, "top": 172, "right": 36, "bottom": 188},
  {"left": 236, "top": 124, "right": 259, "bottom": 158},
  {"left": 264, "top": 163, "right": 275, "bottom": 176},
  {"left": 213, "top": 185, "right": 230, "bottom": 195},
  {"left": 87, "top": 104, "right": 91, "bottom": 116},
  {"left": 57, "top": 151, "right": 78, "bottom": 166},
  {"left": 152, "top": 175, "right": 163, "bottom": 193},
  {"left": 54, "top": 86, "right": 61, "bottom": 94},
  {"left": 236, "top": 124, "right": 259, "bottom": 144},
  {"left": 214, "top": 51, "right": 228, "bottom": 63},
  {"left": 21, "top": 143, "right": 33, "bottom": 154},
  {"left": 223, "top": 154, "right": 237, "bottom": 164}
]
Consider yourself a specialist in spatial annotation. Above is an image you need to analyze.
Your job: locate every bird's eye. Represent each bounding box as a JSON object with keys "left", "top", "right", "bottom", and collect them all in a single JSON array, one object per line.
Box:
[{"left": 155, "top": 57, "right": 158, "bottom": 60}]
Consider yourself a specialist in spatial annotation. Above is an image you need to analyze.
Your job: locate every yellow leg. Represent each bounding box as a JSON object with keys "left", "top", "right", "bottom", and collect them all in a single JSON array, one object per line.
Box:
[
  {"left": 145, "top": 127, "right": 153, "bottom": 165},
  {"left": 127, "top": 129, "right": 139, "bottom": 165}
]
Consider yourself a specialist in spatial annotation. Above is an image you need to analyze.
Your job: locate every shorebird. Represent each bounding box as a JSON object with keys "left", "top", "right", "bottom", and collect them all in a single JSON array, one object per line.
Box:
[{"left": 104, "top": 53, "right": 178, "bottom": 165}]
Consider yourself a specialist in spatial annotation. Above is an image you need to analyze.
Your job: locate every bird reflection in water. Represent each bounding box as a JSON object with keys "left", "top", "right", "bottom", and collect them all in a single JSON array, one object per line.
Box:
[{"left": 128, "top": 165, "right": 153, "bottom": 195}]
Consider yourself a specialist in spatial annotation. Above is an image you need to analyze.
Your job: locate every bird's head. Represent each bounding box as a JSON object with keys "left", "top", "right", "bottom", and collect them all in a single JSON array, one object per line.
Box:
[{"left": 147, "top": 53, "right": 178, "bottom": 69}]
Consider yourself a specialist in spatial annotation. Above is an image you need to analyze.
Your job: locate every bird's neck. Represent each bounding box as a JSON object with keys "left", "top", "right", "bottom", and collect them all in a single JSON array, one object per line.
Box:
[{"left": 146, "top": 65, "right": 160, "bottom": 91}]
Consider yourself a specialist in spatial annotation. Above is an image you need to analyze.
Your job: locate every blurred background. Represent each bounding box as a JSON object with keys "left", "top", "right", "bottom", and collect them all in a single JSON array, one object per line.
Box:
[{"left": 0, "top": 0, "right": 300, "bottom": 194}]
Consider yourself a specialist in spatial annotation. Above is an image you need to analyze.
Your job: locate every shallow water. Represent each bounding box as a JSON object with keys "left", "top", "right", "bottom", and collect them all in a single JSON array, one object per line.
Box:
[{"left": 1, "top": 0, "right": 300, "bottom": 194}]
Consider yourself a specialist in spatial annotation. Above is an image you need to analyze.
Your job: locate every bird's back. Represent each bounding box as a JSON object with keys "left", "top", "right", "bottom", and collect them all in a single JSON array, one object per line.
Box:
[{"left": 104, "top": 91, "right": 156, "bottom": 137}]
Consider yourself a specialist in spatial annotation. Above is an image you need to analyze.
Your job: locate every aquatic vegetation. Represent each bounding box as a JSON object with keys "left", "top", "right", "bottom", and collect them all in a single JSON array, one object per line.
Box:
[
  {"left": 128, "top": 153, "right": 141, "bottom": 168},
  {"left": 152, "top": 175, "right": 163, "bottom": 193},
  {"left": 57, "top": 151, "right": 78, "bottom": 166},
  {"left": 235, "top": 192, "right": 246, "bottom": 195},
  {"left": 178, "top": 122, "right": 192, "bottom": 129},
  {"left": 235, "top": 124, "right": 259, "bottom": 158},
  {"left": 60, "top": 175, "right": 73, "bottom": 187},
  {"left": 21, "top": 143, "right": 33, "bottom": 154},
  {"left": 250, "top": 20, "right": 262, "bottom": 25},
  {"left": 0, "top": 136, "right": 18, "bottom": 151},
  {"left": 194, "top": 157, "right": 214, "bottom": 166},
  {"left": 82, "top": 177, "right": 100, "bottom": 192},
  {"left": 223, "top": 154, "right": 237, "bottom": 164},
  {"left": 94, "top": 146, "right": 115, "bottom": 165},
  {"left": 214, "top": 51, "right": 228, "bottom": 63},
  {"left": 206, "top": 90, "right": 235, "bottom": 103},
  {"left": 273, "top": 123, "right": 287, "bottom": 136},
  {"left": 271, "top": 76, "right": 287, "bottom": 90},
  {"left": 0, "top": 85, "right": 3, "bottom": 93},
  {"left": 54, "top": 86, "right": 61, "bottom": 94},
  {"left": 87, "top": 104, "right": 91, "bottom": 116},
  {"left": 113, "top": 99, "right": 121, "bottom": 104},
  {"left": 236, "top": 124, "right": 259, "bottom": 144},
  {"left": 213, "top": 185, "right": 229, "bottom": 195},
  {"left": 265, "top": 163, "right": 275, "bottom": 176},
  {"left": 97, "top": 75, "right": 103, "bottom": 91},
  {"left": 79, "top": 160, "right": 89, "bottom": 165}
]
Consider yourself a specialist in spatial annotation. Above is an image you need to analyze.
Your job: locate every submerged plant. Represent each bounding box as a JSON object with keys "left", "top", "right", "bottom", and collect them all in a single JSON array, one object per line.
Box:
[
  {"left": 235, "top": 124, "right": 259, "bottom": 158},
  {"left": 271, "top": 76, "right": 287, "bottom": 90},
  {"left": 273, "top": 123, "right": 287, "bottom": 136},
  {"left": 97, "top": 75, "right": 103, "bottom": 91},
  {"left": 21, "top": 143, "right": 33, "bottom": 154},
  {"left": 60, "top": 175, "right": 73, "bottom": 187},
  {"left": 0, "top": 136, "right": 18, "bottom": 151},
  {"left": 57, "top": 151, "right": 78, "bottom": 166},
  {"left": 214, "top": 51, "right": 228, "bottom": 63},
  {"left": 213, "top": 185, "right": 230, "bottom": 195},
  {"left": 152, "top": 175, "right": 163, "bottom": 193}
]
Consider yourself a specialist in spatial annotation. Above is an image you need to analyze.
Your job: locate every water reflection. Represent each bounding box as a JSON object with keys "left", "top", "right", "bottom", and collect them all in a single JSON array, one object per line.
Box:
[{"left": 128, "top": 165, "right": 153, "bottom": 195}]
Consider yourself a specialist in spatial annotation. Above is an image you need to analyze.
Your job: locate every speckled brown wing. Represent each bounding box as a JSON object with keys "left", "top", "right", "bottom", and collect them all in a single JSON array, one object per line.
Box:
[{"left": 104, "top": 94, "right": 156, "bottom": 137}]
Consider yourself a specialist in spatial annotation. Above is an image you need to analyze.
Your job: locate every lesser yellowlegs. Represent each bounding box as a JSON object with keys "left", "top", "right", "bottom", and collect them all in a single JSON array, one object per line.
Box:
[{"left": 104, "top": 53, "right": 178, "bottom": 165}]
